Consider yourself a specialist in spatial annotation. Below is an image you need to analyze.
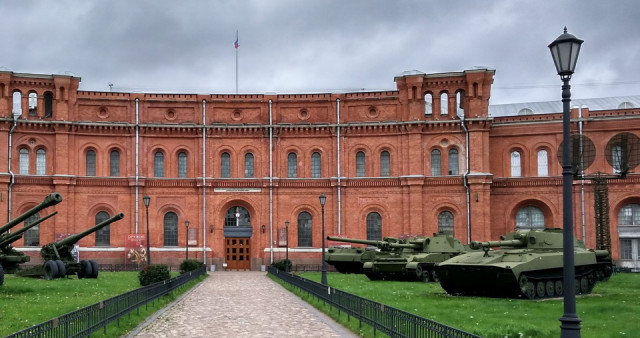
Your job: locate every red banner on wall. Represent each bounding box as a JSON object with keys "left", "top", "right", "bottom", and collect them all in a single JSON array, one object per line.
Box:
[{"left": 125, "top": 234, "right": 147, "bottom": 265}]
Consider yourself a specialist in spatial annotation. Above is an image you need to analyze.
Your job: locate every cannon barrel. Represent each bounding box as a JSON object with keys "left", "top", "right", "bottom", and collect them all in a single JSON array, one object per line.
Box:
[
  {"left": 469, "top": 239, "right": 525, "bottom": 250},
  {"left": 0, "top": 193, "right": 62, "bottom": 234},
  {"left": 0, "top": 212, "right": 57, "bottom": 248},
  {"left": 55, "top": 212, "right": 124, "bottom": 247},
  {"left": 327, "top": 236, "right": 417, "bottom": 249}
]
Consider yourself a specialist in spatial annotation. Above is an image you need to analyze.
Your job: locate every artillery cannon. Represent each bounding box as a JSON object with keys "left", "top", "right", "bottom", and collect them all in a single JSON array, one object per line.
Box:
[
  {"left": 0, "top": 193, "right": 62, "bottom": 286},
  {"left": 327, "top": 233, "right": 467, "bottom": 282},
  {"left": 435, "top": 228, "right": 613, "bottom": 299},
  {"left": 325, "top": 236, "right": 406, "bottom": 273},
  {"left": 19, "top": 212, "right": 124, "bottom": 280}
]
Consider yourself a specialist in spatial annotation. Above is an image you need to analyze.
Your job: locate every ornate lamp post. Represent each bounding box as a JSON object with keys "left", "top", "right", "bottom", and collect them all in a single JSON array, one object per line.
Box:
[
  {"left": 549, "top": 27, "right": 583, "bottom": 338},
  {"left": 185, "top": 220, "right": 190, "bottom": 259},
  {"left": 319, "top": 194, "right": 327, "bottom": 285},
  {"left": 285, "top": 220, "right": 290, "bottom": 272},
  {"left": 235, "top": 209, "right": 240, "bottom": 227},
  {"left": 143, "top": 194, "right": 151, "bottom": 265}
]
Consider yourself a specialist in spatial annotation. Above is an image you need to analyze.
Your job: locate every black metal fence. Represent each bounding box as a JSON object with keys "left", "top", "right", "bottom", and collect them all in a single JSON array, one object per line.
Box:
[
  {"left": 7, "top": 266, "right": 207, "bottom": 338},
  {"left": 268, "top": 266, "right": 480, "bottom": 338}
]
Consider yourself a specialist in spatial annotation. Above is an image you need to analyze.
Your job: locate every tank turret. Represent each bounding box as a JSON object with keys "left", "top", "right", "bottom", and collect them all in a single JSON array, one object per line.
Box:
[
  {"left": 325, "top": 237, "right": 406, "bottom": 273},
  {"left": 435, "top": 228, "right": 614, "bottom": 299}
]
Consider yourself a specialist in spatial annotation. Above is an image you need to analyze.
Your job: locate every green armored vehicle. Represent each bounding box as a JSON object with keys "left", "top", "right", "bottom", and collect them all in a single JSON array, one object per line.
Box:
[
  {"left": 435, "top": 228, "right": 613, "bottom": 299},
  {"left": 327, "top": 233, "right": 467, "bottom": 282},
  {"left": 0, "top": 193, "right": 62, "bottom": 285},
  {"left": 19, "top": 213, "right": 124, "bottom": 280},
  {"left": 325, "top": 237, "right": 406, "bottom": 273}
]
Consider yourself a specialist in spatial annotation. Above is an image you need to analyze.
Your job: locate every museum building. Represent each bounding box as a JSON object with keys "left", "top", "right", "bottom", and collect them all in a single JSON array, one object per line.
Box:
[{"left": 1, "top": 68, "right": 639, "bottom": 271}]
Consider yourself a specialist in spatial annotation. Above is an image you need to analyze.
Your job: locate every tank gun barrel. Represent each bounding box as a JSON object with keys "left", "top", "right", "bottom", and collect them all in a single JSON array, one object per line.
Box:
[
  {"left": 0, "top": 193, "right": 62, "bottom": 234},
  {"left": 56, "top": 213, "right": 124, "bottom": 247},
  {"left": 327, "top": 236, "right": 418, "bottom": 250},
  {"left": 470, "top": 239, "right": 525, "bottom": 250},
  {"left": 0, "top": 212, "right": 57, "bottom": 248}
]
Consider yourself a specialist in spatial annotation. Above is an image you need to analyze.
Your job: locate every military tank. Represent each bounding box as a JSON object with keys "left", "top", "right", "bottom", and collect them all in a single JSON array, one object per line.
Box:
[
  {"left": 0, "top": 193, "right": 62, "bottom": 286},
  {"left": 435, "top": 228, "right": 613, "bottom": 299},
  {"left": 325, "top": 237, "right": 405, "bottom": 273},
  {"left": 327, "top": 233, "right": 468, "bottom": 282}
]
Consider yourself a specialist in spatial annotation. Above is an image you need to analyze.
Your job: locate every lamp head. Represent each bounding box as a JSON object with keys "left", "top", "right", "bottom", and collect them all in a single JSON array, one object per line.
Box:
[
  {"left": 285, "top": 220, "right": 290, "bottom": 228},
  {"left": 143, "top": 195, "right": 151, "bottom": 207},
  {"left": 319, "top": 194, "right": 326, "bottom": 206},
  {"left": 185, "top": 220, "right": 190, "bottom": 228},
  {"left": 549, "top": 27, "right": 583, "bottom": 78}
]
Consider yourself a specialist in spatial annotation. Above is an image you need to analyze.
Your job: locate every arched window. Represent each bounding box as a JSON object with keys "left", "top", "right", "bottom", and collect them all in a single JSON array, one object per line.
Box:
[
  {"left": 163, "top": 212, "right": 178, "bottom": 246},
  {"left": 287, "top": 152, "right": 297, "bottom": 178},
  {"left": 154, "top": 151, "right": 164, "bottom": 177},
  {"left": 311, "top": 152, "right": 321, "bottom": 178},
  {"left": 178, "top": 151, "right": 187, "bottom": 178},
  {"left": 110, "top": 150, "right": 120, "bottom": 177},
  {"left": 224, "top": 206, "right": 251, "bottom": 226},
  {"left": 36, "top": 149, "right": 46, "bottom": 175},
  {"left": 510, "top": 151, "right": 522, "bottom": 177},
  {"left": 19, "top": 148, "right": 29, "bottom": 175},
  {"left": 28, "top": 92, "right": 38, "bottom": 116},
  {"left": 24, "top": 212, "right": 40, "bottom": 246},
  {"left": 366, "top": 212, "right": 382, "bottom": 240},
  {"left": 244, "top": 153, "right": 254, "bottom": 178},
  {"left": 44, "top": 92, "right": 53, "bottom": 117},
  {"left": 356, "top": 151, "right": 366, "bottom": 177},
  {"left": 438, "top": 211, "right": 454, "bottom": 235},
  {"left": 431, "top": 149, "right": 441, "bottom": 176},
  {"left": 448, "top": 149, "right": 459, "bottom": 175},
  {"left": 95, "top": 211, "right": 111, "bottom": 246},
  {"left": 537, "top": 149, "right": 548, "bottom": 176},
  {"left": 440, "top": 92, "right": 448, "bottom": 115},
  {"left": 221, "top": 152, "right": 230, "bottom": 178},
  {"left": 424, "top": 93, "right": 433, "bottom": 116},
  {"left": 456, "top": 91, "right": 465, "bottom": 117},
  {"left": 86, "top": 150, "right": 96, "bottom": 176},
  {"left": 618, "top": 204, "right": 640, "bottom": 267},
  {"left": 12, "top": 91, "right": 22, "bottom": 116},
  {"left": 516, "top": 206, "right": 545, "bottom": 229},
  {"left": 297, "top": 212, "right": 312, "bottom": 247},
  {"left": 380, "top": 151, "right": 390, "bottom": 177}
]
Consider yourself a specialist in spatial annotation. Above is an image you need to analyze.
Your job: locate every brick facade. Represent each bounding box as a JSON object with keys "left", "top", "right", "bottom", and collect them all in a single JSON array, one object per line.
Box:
[{"left": 1, "top": 69, "right": 639, "bottom": 270}]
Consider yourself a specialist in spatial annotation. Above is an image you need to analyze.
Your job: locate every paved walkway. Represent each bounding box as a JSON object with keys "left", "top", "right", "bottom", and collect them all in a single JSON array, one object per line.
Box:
[{"left": 127, "top": 271, "right": 359, "bottom": 337}]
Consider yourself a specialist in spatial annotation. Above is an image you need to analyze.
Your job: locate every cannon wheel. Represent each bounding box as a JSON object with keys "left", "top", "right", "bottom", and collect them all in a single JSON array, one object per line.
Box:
[
  {"left": 55, "top": 260, "right": 66, "bottom": 278},
  {"left": 0, "top": 264, "right": 4, "bottom": 286},
  {"left": 89, "top": 260, "right": 99, "bottom": 278},
  {"left": 78, "top": 260, "right": 92, "bottom": 279},
  {"left": 44, "top": 260, "right": 59, "bottom": 280}
]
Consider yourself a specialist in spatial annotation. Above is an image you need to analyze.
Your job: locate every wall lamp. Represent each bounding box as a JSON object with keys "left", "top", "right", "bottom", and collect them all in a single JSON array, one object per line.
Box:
[{"left": 261, "top": 224, "right": 266, "bottom": 233}]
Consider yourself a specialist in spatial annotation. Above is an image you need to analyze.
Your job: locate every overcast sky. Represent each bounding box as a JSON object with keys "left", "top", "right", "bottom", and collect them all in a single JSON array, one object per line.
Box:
[{"left": 2, "top": 1, "right": 640, "bottom": 104}]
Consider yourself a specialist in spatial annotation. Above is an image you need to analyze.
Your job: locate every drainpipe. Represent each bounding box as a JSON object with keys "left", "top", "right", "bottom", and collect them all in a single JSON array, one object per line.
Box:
[
  {"left": 578, "top": 104, "right": 586, "bottom": 241},
  {"left": 460, "top": 112, "right": 471, "bottom": 243},
  {"left": 7, "top": 111, "right": 19, "bottom": 222},
  {"left": 336, "top": 99, "right": 342, "bottom": 234},
  {"left": 202, "top": 99, "right": 207, "bottom": 265},
  {"left": 135, "top": 98, "right": 139, "bottom": 233},
  {"left": 268, "top": 99, "right": 274, "bottom": 263}
]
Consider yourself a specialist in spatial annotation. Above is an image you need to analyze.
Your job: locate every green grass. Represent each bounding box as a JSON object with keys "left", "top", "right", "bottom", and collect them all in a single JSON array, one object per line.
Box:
[
  {"left": 0, "top": 271, "right": 206, "bottom": 337},
  {"left": 294, "top": 272, "right": 640, "bottom": 338}
]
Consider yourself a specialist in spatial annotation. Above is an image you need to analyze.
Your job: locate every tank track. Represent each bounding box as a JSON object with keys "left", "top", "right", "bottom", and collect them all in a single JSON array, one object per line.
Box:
[{"left": 518, "top": 262, "right": 613, "bottom": 300}]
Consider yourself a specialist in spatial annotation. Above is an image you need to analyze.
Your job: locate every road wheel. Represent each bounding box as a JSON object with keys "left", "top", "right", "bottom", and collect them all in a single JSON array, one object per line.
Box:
[
  {"left": 55, "top": 260, "right": 66, "bottom": 278},
  {"left": 555, "top": 280, "right": 563, "bottom": 297},
  {"left": 430, "top": 270, "right": 440, "bottom": 283},
  {"left": 536, "top": 281, "right": 546, "bottom": 298},
  {"left": 44, "top": 260, "right": 59, "bottom": 280},
  {"left": 519, "top": 275, "right": 535, "bottom": 299},
  {"left": 78, "top": 260, "right": 92, "bottom": 279},
  {"left": 89, "top": 260, "right": 99, "bottom": 278},
  {"left": 580, "top": 276, "right": 589, "bottom": 294},
  {"left": 545, "top": 281, "right": 555, "bottom": 297}
]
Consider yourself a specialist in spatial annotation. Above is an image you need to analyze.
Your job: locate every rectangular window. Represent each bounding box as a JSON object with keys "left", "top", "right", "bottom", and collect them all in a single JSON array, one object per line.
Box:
[
  {"left": 19, "top": 149, "right": 29, "bottom": 175},
  {"left": 621, "top": 239, "right": 633, "bottom": 260},
  {"left": 36, "top": 150, "right": 46, "bottom": 175},
  {"left": 356, "top": 152, "right": 365, "bottom": 177},
  {"left": 86, "top": 151, "right": 96, "bottom": 176},
  {"left": 311, "top": 153, "right": 321, "bottom": 178},
  {"left": 110, "top": 151, "right": 120, "bottom": 177}
]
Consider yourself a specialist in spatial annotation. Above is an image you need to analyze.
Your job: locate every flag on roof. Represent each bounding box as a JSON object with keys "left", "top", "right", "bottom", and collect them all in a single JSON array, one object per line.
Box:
[{"left": 234, "top": 38, "right": 239, "bottom": 49}]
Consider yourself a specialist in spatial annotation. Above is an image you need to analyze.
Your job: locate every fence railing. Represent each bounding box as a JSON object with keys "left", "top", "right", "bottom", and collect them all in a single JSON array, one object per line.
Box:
[
  {"left": 268, "top": 266, "right": 480, "bottom": 338},
  {"left": 7, "top": 266, "right": 207, "bottom": 338}
]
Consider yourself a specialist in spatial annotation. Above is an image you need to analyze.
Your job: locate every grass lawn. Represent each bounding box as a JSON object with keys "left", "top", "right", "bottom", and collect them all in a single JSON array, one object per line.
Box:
[
  {"left": 0, "top": 271, "right": 205, "bottom": 337},
  {"left": 296, "top": 272, "right": 640, "bottom": 338}
]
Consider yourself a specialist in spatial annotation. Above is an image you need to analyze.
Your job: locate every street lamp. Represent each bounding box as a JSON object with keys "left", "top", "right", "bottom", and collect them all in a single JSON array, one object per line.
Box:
[
  {"left": 319, "top": 194, "right": 327, "bottom": 285},
  {"left": 185, "top": 220, "right": 190, "bottom": 260},
  {"left": 285, "top": 220, "right": 290, "bottom": 272},
  {"left": 143, "top": 194, "right": 151, "bottom": 265},
  {"left": 549, "top": 27, "right": 583, "bottom": 338},
  {"left": 235, "top": 208, "right": 240, "bottom": 227}
]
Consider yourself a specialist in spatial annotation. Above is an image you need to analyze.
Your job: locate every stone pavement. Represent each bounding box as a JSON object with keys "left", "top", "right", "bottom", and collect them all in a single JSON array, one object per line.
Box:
[{"left": 127, "top": 271, "right": 359, "bottom": 338}]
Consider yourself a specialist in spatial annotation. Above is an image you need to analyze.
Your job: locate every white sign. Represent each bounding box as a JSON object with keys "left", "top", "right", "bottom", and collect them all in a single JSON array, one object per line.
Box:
[{"left": 214, "top": 188, "right": 261, "bottom": 193}]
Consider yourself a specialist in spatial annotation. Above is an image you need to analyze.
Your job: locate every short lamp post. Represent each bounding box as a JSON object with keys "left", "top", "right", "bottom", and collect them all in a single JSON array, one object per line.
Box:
[
  {"left": 143, "top": 194, "right": 151, "bottom": 265},
  {"left": 319, "top": 194, "right": 327, "bottom": 286},
  {"left": 185, "top": 220, "right": 190, "bottom": 260},
  {"left": 549, "top": 27, "right": 583, "bottom": 338},
  {"left": 285, "top": 220, "right": 290, "bottom": 272}
]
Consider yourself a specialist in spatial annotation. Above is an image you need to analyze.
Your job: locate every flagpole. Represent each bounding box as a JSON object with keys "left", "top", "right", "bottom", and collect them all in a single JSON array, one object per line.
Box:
[{"left": 235, "top": 30, "right": 238, "bottom": 94}]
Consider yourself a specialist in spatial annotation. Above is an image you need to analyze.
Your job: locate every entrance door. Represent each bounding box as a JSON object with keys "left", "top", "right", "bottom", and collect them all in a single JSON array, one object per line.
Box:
[{"left": 225, "top": 237, "right": 250, "bottom": 270}]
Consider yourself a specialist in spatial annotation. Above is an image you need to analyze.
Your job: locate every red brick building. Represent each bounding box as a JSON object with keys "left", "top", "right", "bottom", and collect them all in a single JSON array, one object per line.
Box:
[{"left": 1, "top": 69, "right": 639, "bottom": 271}]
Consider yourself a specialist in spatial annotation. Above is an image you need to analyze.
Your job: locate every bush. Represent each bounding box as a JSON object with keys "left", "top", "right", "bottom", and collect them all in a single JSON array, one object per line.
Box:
[
  {"left": 138, "top": 264, "right": 171, "bottom": 286},
  {"left": 180, "top": 259, "right": 204, "bottom": 274},
  {"left": 272, "top": 259, "right": 292, "bottom": 272}
]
